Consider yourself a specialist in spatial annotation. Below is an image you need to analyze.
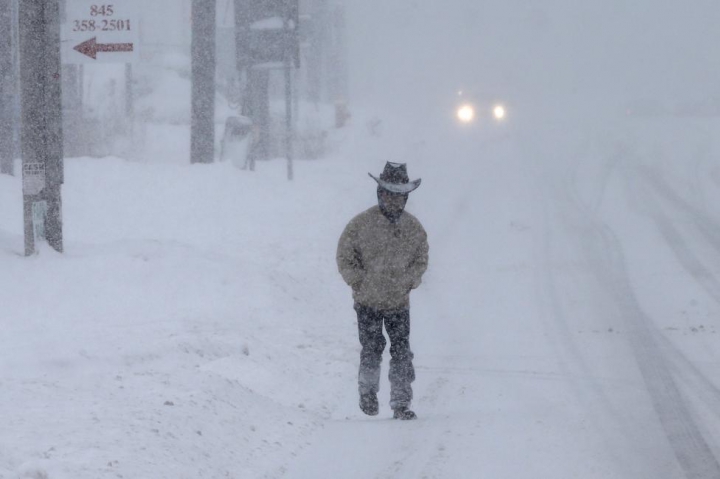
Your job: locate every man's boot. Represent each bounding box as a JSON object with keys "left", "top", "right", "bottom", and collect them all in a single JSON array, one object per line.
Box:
[
  {"left": 360, "top": 393, "right": 379, "bottom": 416},
  {"left": 392, "top": 406, "right": 417, "bottom": 420}
]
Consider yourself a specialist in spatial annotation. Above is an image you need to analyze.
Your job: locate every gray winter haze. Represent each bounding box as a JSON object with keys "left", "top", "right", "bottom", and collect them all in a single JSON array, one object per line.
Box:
[
  {"left": 348, "top": 1, "right": 720, "bottom": 121},
  {"left": 4, "top": 0, "right": 720, "bottom": 478}
]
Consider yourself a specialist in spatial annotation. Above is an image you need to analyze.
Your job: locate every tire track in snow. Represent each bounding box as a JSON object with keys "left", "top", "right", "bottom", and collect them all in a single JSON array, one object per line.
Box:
[
  {"left": 534, "top": 194, "right": 628, "bottom": 421},
  {"left": 640, "top": 165, "right": 720, "bottom": 259},
  {"left": 633, "top": 171, "right": 720, "bottom": 321},
  {"left": 566, "top": 154, "right": 720, "bottom": 479},
  {"left": 591, "top": 224, "right": 720, "bottom": 479},
  {"left": 646, "top": 211, "right": 720, "bottom": 394},
  {"left": 515, "top": 134, "right": 668, "bottom": 477},
  {"left": 519, "top": 125, "right": 720, "bottom": 477},
  {"left": 657, "top": 331, "right": 720, "bottom": 423},
  {"left": 628, "top": 165, "right": 720, "bottom": 424},
  {"left": 633, "top": 162, "right": 720, "bottom": 363},
  {"left": 524, "top": 139, "right": 635, "bottom": 436}
]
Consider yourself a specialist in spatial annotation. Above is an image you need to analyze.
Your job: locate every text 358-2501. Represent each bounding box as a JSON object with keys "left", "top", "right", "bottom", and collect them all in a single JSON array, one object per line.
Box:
[{"left": 73, "top": 19, "right": 131, "bottom": 32}]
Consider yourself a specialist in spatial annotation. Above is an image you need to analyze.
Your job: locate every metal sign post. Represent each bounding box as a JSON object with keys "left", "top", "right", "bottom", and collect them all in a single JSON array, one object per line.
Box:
[
  {"left": 125, "top": 62, "right": 133, "bottom": 119},
  {"left": 285, "top": 53, "right": 293, "bottom": 180},
  {"left": 234, "top": 0, "right": 299, "bottom": 178},
  {"left": 20, "top": 0, "right": 64, "bottom": 255}
]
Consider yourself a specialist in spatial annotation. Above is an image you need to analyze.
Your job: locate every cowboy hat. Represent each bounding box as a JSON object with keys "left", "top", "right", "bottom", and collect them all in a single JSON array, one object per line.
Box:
[{"left": 368, "top": 162, "right": 422, "bottom": 194}]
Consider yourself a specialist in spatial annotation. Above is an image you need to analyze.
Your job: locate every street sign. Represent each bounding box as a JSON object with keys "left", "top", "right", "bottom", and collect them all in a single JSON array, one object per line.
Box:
[
  {"left": 22, "top": 162, "right": 45, "bottom": 196},
  {"left": 235, "top": 0, "right": 299, "bottom": 69},
  {"left": 62, "top": 1, "right": 139, "bottom": 64},
  {"left": 32, "top": 201, "right": 48, "bottom": 242},
  {"left": 74, "top": 37, "right": 133, "bottom": 60}
]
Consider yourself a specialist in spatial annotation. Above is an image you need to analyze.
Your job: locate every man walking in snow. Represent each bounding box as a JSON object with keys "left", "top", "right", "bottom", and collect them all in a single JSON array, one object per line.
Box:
[{"left": 337, "top": 162, "right": 429, "bottom": 420}]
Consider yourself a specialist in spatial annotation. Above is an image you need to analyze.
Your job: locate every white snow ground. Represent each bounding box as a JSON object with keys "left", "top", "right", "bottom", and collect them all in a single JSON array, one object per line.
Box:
[{"left": 3, "top": 109, "right": 720, "bottom": 478}]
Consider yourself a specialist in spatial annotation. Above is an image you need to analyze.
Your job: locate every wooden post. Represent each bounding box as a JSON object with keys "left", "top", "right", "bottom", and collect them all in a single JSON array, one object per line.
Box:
[
  {"left": 190, "top": 0, "right": 216, "bottom": 164},
  {"left": 19, "top": 0, "right": 64, "bottom": 255},
  {"left": 0, "top": 0, "right": 14, "bottom": 176}
]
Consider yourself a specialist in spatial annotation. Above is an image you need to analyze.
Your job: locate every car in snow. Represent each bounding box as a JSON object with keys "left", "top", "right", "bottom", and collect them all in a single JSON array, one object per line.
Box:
[{"left": 454, "top": 89, "right": 508, "bottom": 125}]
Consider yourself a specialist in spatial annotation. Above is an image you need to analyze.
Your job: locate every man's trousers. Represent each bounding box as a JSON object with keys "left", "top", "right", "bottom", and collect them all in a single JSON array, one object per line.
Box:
[{"left": 355, "top": 303, "right": 415, "bottom": 409}]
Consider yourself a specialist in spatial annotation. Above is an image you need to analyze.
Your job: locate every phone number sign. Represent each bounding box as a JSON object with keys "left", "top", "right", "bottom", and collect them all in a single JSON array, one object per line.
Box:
[{"left": 62, "top": 1, "right": 139, "bottom": 64}]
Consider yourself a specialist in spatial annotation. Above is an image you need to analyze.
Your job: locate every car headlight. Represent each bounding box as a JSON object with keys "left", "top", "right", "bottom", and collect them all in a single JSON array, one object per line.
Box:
[
  {"left": 457, "top": 104, "right": 475, "bottom": 123},
  {"left": 493, "top": 104, "right": 506, "bottom": 121}
]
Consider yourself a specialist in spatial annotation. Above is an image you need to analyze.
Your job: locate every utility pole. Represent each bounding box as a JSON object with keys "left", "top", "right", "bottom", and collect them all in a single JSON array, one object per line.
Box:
[
  {"left": 329, "top": 2, "right": 348, "bottom": 127},
  {"left": 19, "top": 0, "right": 64, "bottom": 255},
  {"left": 0, "top": 0, "right": 14, "bottom": 176},
  {"left": 190, "top": 0, "right": 216, "bottom": 164},
  {"left": 285, "top": 0, "right": 298, "bottom": 180},
  {"left": 306, "top": 0, "right": 326, "bottom": 105}
]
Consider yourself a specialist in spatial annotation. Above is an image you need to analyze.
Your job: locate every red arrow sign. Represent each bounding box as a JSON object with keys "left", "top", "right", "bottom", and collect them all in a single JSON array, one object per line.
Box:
[{"left": 73, "top": 37, "right": 134, "bottom": 60}]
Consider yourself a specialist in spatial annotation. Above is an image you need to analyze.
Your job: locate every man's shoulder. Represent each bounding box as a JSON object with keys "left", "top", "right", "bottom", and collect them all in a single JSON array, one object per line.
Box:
[
  {"left": 349, "top": 205, "right": 382, "bottom": 225},
  {"left": 401, "top": 210, "right": 425, "bottom": 229}
]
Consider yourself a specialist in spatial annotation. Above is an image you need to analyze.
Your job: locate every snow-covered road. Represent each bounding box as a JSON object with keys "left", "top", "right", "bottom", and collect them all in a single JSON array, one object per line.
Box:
[
  {"left": 285, "top": 117, "right": 720, "bottom": 478},
  {"left": 3, "top": 115, "right": 720, "bottom": 478}
]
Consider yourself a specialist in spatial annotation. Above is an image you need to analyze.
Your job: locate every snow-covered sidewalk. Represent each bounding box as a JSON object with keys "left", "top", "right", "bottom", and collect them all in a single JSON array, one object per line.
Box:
[{"left": 0, "top": 153, "right": 369, "bottom": 478}]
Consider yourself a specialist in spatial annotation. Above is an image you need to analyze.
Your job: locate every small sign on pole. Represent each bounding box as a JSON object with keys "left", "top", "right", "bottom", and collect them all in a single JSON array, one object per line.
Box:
[
  {"left": 32, "top": 200, "right": 48, "bottom": 242},
  {"left": 22, "top": 162, "right": 45, "bottom": 196},
  {"left": 62, "top": 1, "right": 139, "bottom": 64}
]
